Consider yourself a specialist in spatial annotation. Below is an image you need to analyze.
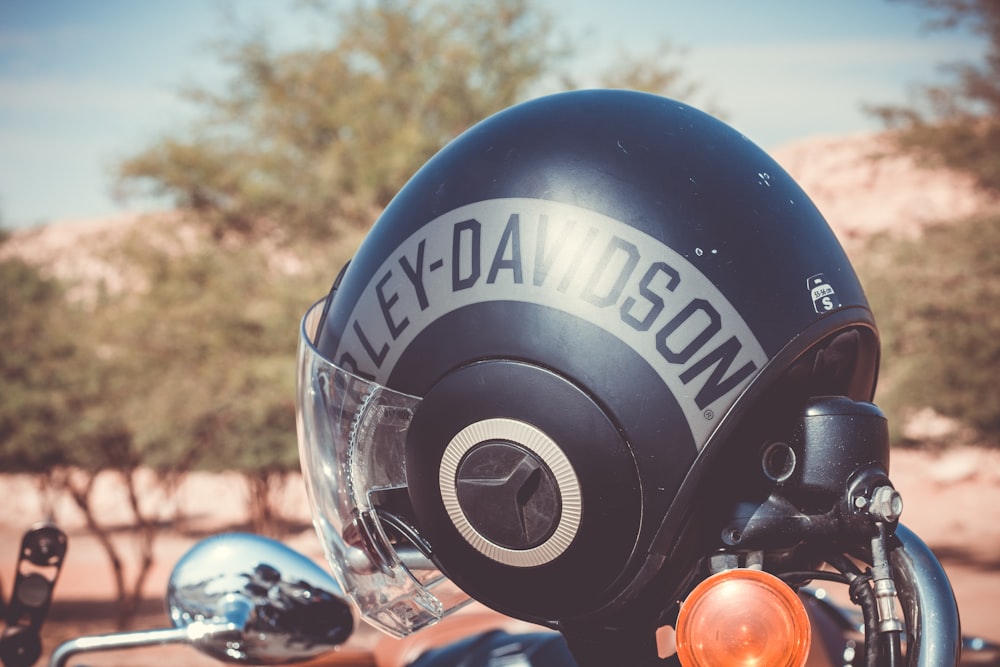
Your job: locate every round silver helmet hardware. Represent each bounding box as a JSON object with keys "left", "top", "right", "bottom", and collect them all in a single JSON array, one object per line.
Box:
[{"left": 439, "top": 417, "right": 582, "bottom": 567}]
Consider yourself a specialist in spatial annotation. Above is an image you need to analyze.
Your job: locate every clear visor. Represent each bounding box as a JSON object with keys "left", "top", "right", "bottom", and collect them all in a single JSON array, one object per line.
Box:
[{"left": 296, "top": 299, "right": 470, "bottom": 637}]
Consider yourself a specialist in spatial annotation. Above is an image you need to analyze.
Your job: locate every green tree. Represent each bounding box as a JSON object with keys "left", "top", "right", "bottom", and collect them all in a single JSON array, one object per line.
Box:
[
  {"left": 117, "top": 0, "right": 567, "bottom": 241},
  {"left": 862, "top": 0, "right": 1000, "bottom": 447},
  {"left": 0, "top": 254, "right": 77, "bottom": 475},
  {"left": 116, "top": 0, "right": 708, "bottom": 243},
  {"left": 0, "top": 239, "right": 154, "bottom": 627},
  {"left": 858, "top": 212, "right": 1000, "bottom": 444},
  {"left": 103, "top": 229, "right": 337, "bottom": 536},
  {"left": 89, "top": 216, "right": 361, "bottom": 532},
  {"left": 870, "top": 0, "right": 1000, "bottom": 193}
]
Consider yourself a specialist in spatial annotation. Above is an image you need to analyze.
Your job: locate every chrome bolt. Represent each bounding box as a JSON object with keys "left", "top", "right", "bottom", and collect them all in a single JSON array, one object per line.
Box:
[{"left": 869, "top": 486, "right": 904, "bottom": 523}]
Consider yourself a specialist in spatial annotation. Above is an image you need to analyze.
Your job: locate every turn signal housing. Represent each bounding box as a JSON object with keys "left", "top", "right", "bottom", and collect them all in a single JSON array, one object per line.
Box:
[{"left": 675, "top": 568, "right": 811, "bottom": 667}]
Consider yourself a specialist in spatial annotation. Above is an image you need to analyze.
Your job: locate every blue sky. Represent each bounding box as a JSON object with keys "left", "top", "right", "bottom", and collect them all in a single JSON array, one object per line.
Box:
[{"left": 0, "top": 0, "right": 984, "bottom": 228}]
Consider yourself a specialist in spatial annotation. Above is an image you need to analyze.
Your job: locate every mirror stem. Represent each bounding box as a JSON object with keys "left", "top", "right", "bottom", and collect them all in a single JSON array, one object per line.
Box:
[{"left": 49, "top": 622, "right": 234, "bottom": 667}]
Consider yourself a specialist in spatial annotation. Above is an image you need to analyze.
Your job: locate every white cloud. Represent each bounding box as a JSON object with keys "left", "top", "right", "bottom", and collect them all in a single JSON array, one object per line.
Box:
[
  {"left": 683, "top": 36, "right": 985, "bottom": 147},
  {"left": 0, "top": 29, "right": 36, "bottom": 50},
  {"left": 693, "top": 36, "right": 982, "bottom": 80},
  {"left": 0, "top": 76, "right": 188, "bottom": 226},
  {"left": 0, "top": 124, "right": 121, "bottom": 224},
  {"left": 0, "top": 75, "right": 178, "bottom": 116}
]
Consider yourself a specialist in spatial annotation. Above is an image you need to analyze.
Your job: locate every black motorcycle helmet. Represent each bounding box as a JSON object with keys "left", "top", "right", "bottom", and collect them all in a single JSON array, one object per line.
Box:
[{"left": 296, "top": 89, "right": 879, "bottom": 644}]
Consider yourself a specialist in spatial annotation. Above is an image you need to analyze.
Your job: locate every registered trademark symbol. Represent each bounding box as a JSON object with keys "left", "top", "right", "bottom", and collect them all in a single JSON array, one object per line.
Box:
[{"left": 703, "top": 409, "right": 715, "bottom": 420}]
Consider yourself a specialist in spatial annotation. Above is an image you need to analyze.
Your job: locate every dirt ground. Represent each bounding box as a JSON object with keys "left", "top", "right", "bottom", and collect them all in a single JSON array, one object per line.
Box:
[{"left": 3, "top": 446, "right": 1000, "bottom": 666}]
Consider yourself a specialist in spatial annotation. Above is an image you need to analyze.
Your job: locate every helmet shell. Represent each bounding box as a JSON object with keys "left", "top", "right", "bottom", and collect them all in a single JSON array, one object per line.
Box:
[{"left": 312, "top": 90, "right": 878, "bottom": 624}]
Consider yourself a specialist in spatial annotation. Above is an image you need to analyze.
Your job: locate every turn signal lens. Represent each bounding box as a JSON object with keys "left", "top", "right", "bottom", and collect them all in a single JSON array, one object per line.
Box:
[{"left": 675, "top": 568, "right": 811, "bottom": 667}]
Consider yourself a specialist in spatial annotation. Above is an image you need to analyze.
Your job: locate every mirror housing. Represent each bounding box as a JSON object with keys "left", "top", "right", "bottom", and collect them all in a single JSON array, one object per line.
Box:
[
  {"left": 167, "top": 532, "right": 354, "bottom": 664},
  {"left": 50, "top": 533, "right": 354, "bottom": 667}
]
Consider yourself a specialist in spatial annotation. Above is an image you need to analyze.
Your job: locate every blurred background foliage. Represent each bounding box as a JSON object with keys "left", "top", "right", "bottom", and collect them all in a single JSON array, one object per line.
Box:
[
  {"left": 0, "top": 0, "right": 998, "bottom": 625},
  {"left": 870, "top": 0, "right": 1000, "bottom": 192},
  {"left": 115, "top": 0, "right": 706, "bottom": 242},
  {"left": 857, "top": 0, "right": 1000, "bottom": 446},
  {"left": 858, "top": 211, "right": 1000, "bottom": 442}
]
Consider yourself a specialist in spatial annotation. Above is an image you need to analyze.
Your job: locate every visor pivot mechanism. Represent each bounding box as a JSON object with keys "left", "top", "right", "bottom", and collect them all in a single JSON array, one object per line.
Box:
[
  {"left": 439, "top": 418, "right": 582, "bottom": 568},
  {"left": 455, "top": 441, "right": 561, "bottom": 550}
]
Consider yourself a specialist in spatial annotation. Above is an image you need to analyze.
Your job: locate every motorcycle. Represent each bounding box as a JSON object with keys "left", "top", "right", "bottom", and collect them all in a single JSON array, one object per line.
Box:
[{"left": 2, "top": 514, "right": 998, "bottom": 667}]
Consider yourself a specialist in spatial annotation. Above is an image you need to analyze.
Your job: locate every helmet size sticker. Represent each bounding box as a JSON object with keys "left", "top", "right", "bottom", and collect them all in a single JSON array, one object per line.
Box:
[
  {"left": 808, "top": 273, "right": 842, "bottom": 314},
  {"left": 337, "top": 199, "right": 768, "bottom": 446}
]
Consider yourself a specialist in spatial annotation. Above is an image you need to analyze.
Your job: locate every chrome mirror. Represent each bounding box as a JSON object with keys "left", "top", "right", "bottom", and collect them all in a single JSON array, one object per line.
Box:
[
  {"left": 167, "top": 532, "right": 354, "bottom": 663},
  {"left": 50, "top": 533, "right": 354, "bottom": 667}
]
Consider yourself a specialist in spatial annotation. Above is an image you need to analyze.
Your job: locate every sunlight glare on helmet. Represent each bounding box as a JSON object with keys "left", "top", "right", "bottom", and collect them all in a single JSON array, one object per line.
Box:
[{"left": 675, "top": 568, "right": 811, "bottom": 667}]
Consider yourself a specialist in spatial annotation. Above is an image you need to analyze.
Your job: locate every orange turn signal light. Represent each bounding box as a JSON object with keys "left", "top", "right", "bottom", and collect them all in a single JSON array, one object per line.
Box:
[{"left": 675, "top": 568, "right": 811, "bottom": 667}]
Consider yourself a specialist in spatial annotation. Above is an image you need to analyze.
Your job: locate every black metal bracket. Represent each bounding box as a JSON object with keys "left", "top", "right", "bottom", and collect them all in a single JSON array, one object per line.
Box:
[{"left": 1, "top": 523, "right": 68, "bottom": 667}]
